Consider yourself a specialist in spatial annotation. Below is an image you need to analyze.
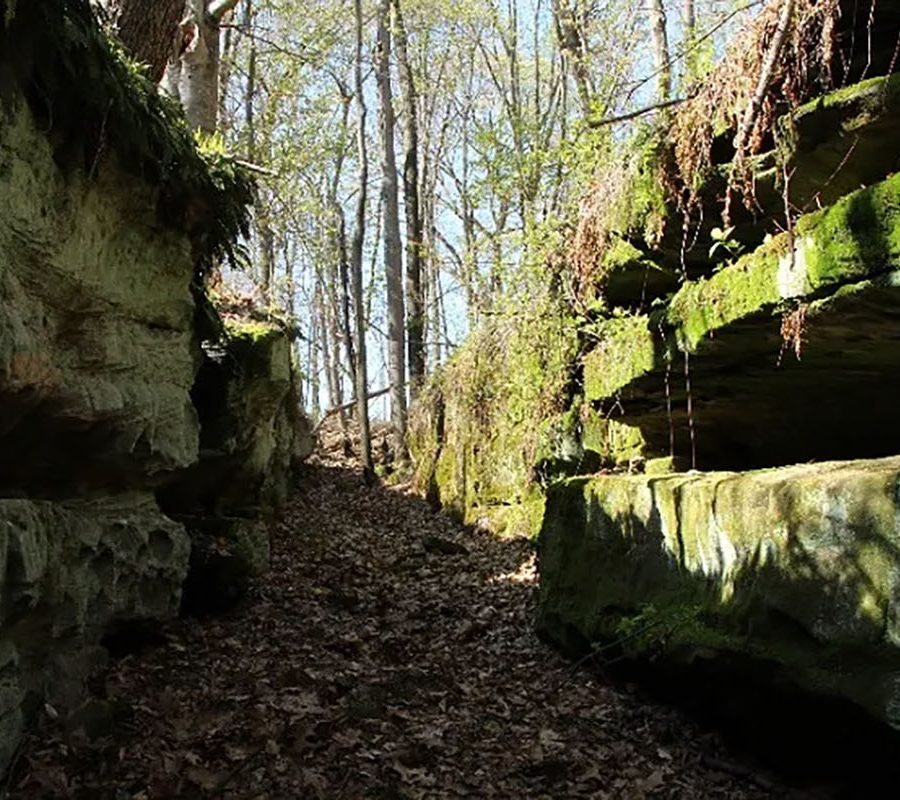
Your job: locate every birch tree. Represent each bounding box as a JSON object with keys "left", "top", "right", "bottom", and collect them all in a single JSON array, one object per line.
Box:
[{"left": 163, "top": 0, "right": 241, "bottom": 133}]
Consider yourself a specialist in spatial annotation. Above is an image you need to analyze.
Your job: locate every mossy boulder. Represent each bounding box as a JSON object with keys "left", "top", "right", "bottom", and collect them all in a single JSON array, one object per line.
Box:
[{"left": 537, "top": 456, "right": 900, "bottom": 729}]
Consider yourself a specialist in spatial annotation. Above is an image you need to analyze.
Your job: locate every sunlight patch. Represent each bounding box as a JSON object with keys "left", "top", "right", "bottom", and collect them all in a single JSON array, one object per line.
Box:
[{"left": 490, "top": 554, "right": 537, "bottom": 585}]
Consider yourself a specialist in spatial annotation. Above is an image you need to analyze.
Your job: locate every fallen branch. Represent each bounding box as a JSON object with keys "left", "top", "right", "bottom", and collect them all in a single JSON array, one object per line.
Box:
[
  {"left": 733, "top": 0, "right": 795, "bottom": 157},
  {"left": 587, "top": 96, "right": 688, "bottom": 128},
  {"left": 314, "top": 386, "right": 393, "bottom": 431},
  {"left": 725, "top": 0, "right": 795, "bottom": 223},
  {"left": 234, "top": 159, "right": 278, "bottom": 177}
]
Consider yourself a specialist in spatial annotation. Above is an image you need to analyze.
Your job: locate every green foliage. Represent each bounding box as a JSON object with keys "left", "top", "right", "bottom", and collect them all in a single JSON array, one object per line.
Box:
[
  {"left": 0, "top": 0, "right": 254, "bottom": 276},
  {"left": 708, "top": 225, "right": 745, "bottom": 263}
]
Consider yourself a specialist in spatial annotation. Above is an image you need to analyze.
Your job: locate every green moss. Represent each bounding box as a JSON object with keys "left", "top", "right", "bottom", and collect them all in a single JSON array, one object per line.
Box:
[
  {"left": 608, "top": 133, "right": 670, "bottom": 246},
  {"left": 0, "top": 0, "right": 253, "bottom": 274},
  {"left": 667, "top": 242, "right": 783, "bottom": 351},
  {"left": 538, "top": 458, "right": 900, "bottom": 726},
  {"left": 791, "top": 71, "right": 900, "bottom": 123},
  {"left": 799, "top": 172, "right": 900, "bottom": 287},
  {"left": 658, "top": 173, "right": 900, "bottom": 353},
  {"left": 408, "top": 282, "right": 579, "bottom": 537},
  {"left": 581, "top": 409, "right": 645, "bottom": 466},
  {"left": 224, "top": 318, "right": 281, "bottom": 343},
  {"left": 582, "top": 314, "right": 658, "bottom": 400}
]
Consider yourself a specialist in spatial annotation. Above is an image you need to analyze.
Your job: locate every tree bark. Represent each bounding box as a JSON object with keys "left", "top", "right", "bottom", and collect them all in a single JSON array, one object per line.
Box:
[
  {"left": 649, "top": 0, "right": 671, "bottom": 103},
  {"left": 106, "top": 0, "right": 185, "bottom": 83},
  {"left": 352, "top": 0, "right": 373, "bottom": 474},
  {"left": 376, "top": 0, "right": 408, "bottom": 454},
  {"left": 683, "top": 0, "right": 697, "bottom": 84},
  {"left": 392, "top": 0, "right": 425, "bottom": 400},
  {"left": 161, "top": 0, "right": 240, "bottom": 133},
  {"left": 550, "top": 0, "right": 594, "bottom": 115}
]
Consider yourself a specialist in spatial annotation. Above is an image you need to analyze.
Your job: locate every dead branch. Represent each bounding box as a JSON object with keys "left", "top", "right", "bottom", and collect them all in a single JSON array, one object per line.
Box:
[{"left": 587, "top": 96, "right": 688, "bottom": 128}]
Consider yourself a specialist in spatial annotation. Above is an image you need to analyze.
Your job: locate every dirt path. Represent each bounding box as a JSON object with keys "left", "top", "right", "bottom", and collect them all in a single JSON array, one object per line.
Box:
[{"left": 9, "top": 455, "right": 791, "bottom": 799}]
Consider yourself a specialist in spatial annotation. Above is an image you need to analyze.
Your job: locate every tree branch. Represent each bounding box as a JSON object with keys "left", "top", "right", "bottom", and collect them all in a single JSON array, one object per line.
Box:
[{"left": 587, "top": 96, "right": 688, "bottom": 128}]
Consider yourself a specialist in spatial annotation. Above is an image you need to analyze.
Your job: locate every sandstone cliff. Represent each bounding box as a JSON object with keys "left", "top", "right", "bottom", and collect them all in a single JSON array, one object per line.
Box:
[{"left": 0, "top": 0, "right": 309, "bottom": 767}]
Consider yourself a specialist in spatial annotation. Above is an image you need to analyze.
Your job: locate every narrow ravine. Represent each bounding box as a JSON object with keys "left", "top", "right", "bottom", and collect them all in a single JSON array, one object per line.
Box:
[{"left": 9, "top": 448, "right": 790, "bottom": 799}]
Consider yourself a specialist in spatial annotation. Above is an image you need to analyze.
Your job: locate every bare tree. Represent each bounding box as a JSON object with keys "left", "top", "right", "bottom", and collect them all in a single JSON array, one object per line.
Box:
[
  {"left": 376, "top": 0, "right": 408, "bottom": 453},
  {"left": 352, "top": 0, "right": 374, "bottom": 474},
  {"left": 392, "top": 0, "right": 425, "bottom": 399}
]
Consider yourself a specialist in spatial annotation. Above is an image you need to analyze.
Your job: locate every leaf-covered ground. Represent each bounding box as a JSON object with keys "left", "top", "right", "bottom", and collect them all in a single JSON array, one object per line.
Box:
[{"left": 8, "top": 447, "right": 797, "bottom": 798}]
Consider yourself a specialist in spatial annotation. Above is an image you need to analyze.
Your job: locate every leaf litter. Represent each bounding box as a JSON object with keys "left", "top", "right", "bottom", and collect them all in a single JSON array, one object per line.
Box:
[{"left": 6, "top": 439, "right": 797, "bottom": 799}]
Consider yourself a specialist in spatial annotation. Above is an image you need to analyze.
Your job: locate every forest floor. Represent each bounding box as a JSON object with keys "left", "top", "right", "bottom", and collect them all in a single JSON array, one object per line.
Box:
[{"left": 7, "top": 438, "right": 801, "bottom": 799}]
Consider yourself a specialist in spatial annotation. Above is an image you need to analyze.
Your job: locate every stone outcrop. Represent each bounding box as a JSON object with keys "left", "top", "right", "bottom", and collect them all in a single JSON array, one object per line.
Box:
[
  {"left": 538, "top": 459, "right": 900, "bottom": 729},
  {"left": 162, "top": 318, "right": 311, "bottom": 613},
  {"left": 409, "top": 0, "right": 900, "bottom": 737},
  {"left": 0, "top": 90, "right": 200, "bottom": 768},
  {"left": 0, "top": 0, "right": 307, "bottom": 770}
]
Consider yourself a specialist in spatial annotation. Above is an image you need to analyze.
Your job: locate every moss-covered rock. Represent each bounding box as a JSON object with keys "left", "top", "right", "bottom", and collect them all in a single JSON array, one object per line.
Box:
[
  {"left": 159, "top": 317, "right": 308, "bottom": 608},
  {"left": 409, "top": 290, "right": 579, "bottom": 537},
  {"left": 782, "top": 72, "right": 900, "bottom": 211},
  {"left": 585, "top": 171, "right": 900, "bottom": 400},
  {"left": 0, "top": 97, "right": 201, "bottom": 491},
  {"left": 537, "top": 456, "right": 900, "bottom": 729},
  {"left": 0, "top": 0, "right": 264, "bottom": 772},
  {"left": 576, "top": 172, "right": 900, "bottom": 468}
]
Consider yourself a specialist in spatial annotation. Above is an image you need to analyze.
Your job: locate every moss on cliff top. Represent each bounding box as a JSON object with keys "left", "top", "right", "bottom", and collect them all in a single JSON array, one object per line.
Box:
[{"left": 0, "top": 0, "right": 253, "bottom": 275}]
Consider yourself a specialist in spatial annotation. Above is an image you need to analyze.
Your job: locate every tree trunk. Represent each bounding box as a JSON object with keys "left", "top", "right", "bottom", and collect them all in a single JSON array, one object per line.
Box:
[
  {"left": 550, "top": 0, "right": 594, "bottom": 115},
  {"left": 352, "top": 0, "right": 373, "bottom": 473},
  {"left": 683, "top": 0, "right": 697, "bottom": 84},
  {"left": 376, "top": 0, "right": 407, "bottom": 454},
  {"left": 309, "top": 282, "right": 322, "bottom": 421},
  {"left": 649, "top": 0, "right": 671, "bottom": 103},
  {"left": 107, "top": 0, "right": 185, "bottom": 83},
  {"left": 392, "top": 0, "right": 425, "bottom": 401},
  {"left": 162, "top": 0, "right": 240, "bottom": 133}
]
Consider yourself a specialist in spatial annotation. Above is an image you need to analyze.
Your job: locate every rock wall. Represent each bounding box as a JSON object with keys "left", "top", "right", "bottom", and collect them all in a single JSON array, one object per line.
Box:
[
  {"left": 0, "top": 91, "right": 200, "bottom": 767},
  {"left": 162, "top": 317, "right": 313, "bottom": 613},
  {"left": 410, "top": 1, "right": 900, "bottom": 734},
  {"left": 0, "top": 1, "right": 307, "bottom": 770}
]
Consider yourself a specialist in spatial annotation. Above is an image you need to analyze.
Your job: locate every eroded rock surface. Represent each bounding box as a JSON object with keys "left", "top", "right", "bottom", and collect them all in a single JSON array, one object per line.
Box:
[
  {"left": 0, "top": 2, "right": 294, "bottom": 771},
  {"left": 538, "top": 458, "right": 900, "bottom": 729}
]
